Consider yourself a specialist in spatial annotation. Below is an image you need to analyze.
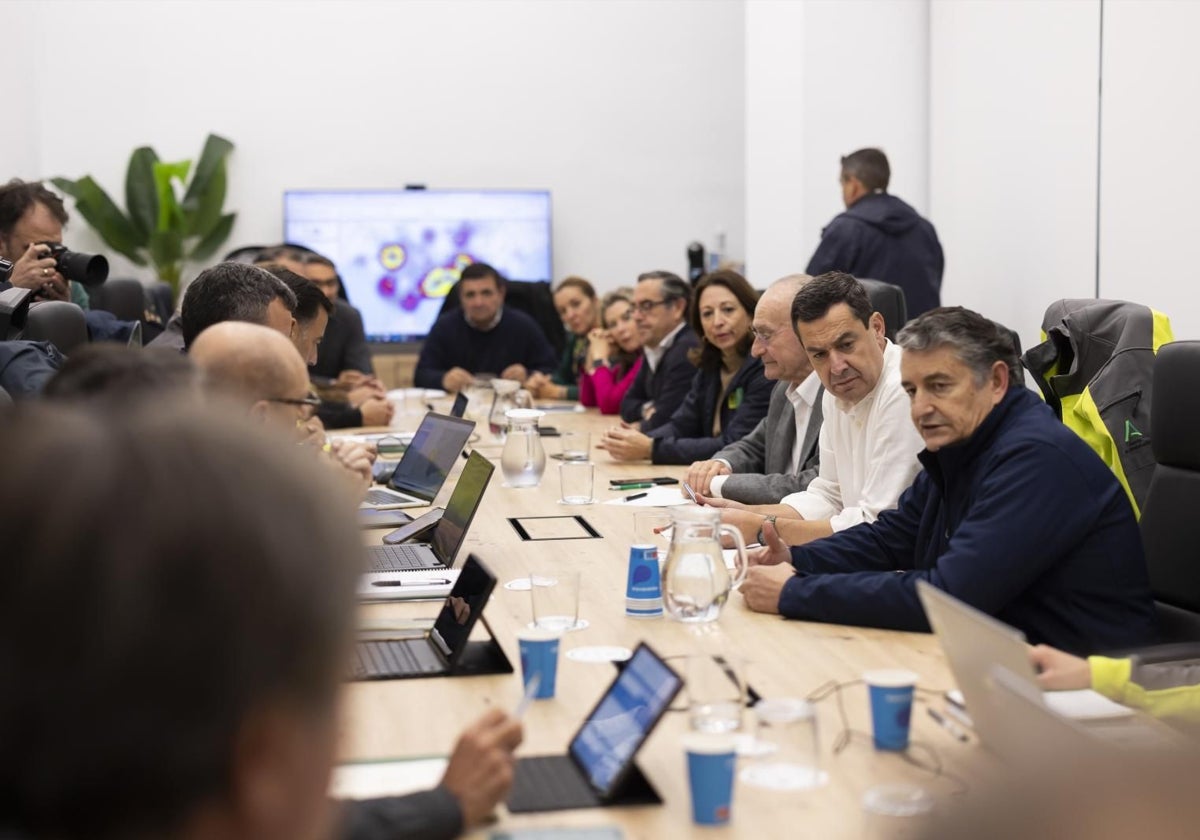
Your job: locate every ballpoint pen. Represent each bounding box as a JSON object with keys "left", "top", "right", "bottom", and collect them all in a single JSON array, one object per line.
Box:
[
  {"left": 927, "top": 707, "right": 969, "bottom": 742},
  {"left": 371, "top": 578, "right": 452, "bottom": 587},
  {"left": 611, "top": 482, "right": 655, "bottom": 490}
]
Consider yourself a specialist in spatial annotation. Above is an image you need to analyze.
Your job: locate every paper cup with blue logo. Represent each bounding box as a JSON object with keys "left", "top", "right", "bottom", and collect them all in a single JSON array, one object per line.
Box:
[
  {"left": 864, "top": 670, "right": 918, "bottom": 751},
  {"left": 517, "top": 628, "right": 560, "bottom": 700},
  {"left": 683, "top": 733, "right": 737, "bottom": 826}
]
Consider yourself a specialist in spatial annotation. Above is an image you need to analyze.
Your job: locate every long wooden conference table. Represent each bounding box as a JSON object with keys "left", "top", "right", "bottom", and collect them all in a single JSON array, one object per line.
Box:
[{"left": 342, "top": 397, "right": 978, "bottom": 838}]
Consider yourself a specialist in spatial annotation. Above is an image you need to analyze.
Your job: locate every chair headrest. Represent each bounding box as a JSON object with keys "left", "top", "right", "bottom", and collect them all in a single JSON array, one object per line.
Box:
[{"left": 1153, "top": 341, "right": 1200, "bottom": 468}]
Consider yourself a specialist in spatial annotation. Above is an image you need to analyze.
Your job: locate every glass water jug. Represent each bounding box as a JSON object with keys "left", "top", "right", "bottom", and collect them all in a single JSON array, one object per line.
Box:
[
  {"left": 662, "top": 505, "right": 748, "bottom": 623},
  {"left": 500, "top": 408, "right": 546, "bottom": 487}
]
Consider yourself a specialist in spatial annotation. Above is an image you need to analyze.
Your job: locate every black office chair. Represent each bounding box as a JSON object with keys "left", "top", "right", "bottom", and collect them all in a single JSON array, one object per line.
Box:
[
  {"left": 435, "top": 279, "right": 566, "bottom": 356},
  {"left": 1138, "top": 341, "right": 1200, "bottom": 643},
  {"left": 22, "top": 301, "right": 89, "bottom": 356},
  {"left": 858, "top": 278, "right": 908, "bottom": 341},
  {"left": 88, "top": 277, "right": 146, "bottom": 322}
]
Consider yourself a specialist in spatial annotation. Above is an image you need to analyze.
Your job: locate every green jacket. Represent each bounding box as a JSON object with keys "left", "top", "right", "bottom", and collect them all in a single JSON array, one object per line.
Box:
[
  {"left": 1091, "top": 655, "right": 1200, "bottom": 724},
  {"left": 1023, "top": 299, "right": 1173, "bottom": 518}
]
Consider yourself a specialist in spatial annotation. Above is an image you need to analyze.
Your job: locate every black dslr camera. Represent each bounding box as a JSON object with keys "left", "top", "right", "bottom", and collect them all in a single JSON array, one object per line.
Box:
[{"left": 38, "top": 241, "right": 109, "bottom": 287}]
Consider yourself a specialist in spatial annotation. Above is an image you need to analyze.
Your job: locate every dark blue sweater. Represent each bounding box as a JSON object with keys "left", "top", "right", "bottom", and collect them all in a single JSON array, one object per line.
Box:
[
  {"left": 414, "top": 308, "right": 556, "bottom": 389},
  {"left": 778, "top": 386, "right": 1157, "bottom": 655},
  {"left": 647, "top": 355, "right": 772, "bottom": 465},
  {"left": 806, "top": 193, "right": 944, "bottom": 318}
]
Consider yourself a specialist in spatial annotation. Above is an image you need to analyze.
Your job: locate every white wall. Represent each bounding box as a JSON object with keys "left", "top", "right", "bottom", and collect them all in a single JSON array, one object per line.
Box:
[
  {"left": 1098, "top": 0, "right": 1200, "bottom": 340},
  {"left": 0, "top": 2, "right": 39, "bottom": 177},
  {"left": 17, "top": 0, "right": 745, "bottom": 291},
  {"left": 930, "top": 0, "right": 1101, "bottom": 356},
  {"left": 745, "top": 0, "right": 929, "bottom": 286}
]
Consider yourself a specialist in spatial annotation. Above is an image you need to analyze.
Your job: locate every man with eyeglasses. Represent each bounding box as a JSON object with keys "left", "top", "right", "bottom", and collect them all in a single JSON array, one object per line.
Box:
[
  {"left": 190, "top": 321, "right": 375, "bottom": 495},
  {"left": 618, "top": 271, "right": 699, "bottom": 432},
  {"left": 684, "top": 275, "right": 825, "bottom": 504}
]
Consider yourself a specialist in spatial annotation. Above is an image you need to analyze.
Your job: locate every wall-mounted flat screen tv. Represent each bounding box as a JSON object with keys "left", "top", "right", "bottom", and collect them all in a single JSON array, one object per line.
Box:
[{"left": 284, "top": 189, "right": 552, "bottom": 342}]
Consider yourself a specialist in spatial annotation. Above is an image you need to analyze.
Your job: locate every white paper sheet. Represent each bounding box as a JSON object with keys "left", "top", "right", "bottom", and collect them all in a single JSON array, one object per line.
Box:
[
  {"left": 331, "top": 757, "right": 447, "bottom": 800},
  {"left": 602, "top": 486, "right": 694, "bottom": 507}
]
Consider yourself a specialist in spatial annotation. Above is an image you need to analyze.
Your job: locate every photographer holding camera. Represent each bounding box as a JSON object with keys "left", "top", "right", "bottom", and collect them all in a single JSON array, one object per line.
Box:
[{"left": 0, "top": 179, "right": 101, "bottom": 308}]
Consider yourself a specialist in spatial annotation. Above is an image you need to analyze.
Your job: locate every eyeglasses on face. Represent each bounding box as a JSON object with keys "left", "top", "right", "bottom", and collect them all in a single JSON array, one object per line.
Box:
[
  {"left": 268, "top": 395, "right": 322, "bottom": 416},
  {"left": 633, "top": 299, "right": 671, "bottom": 314}
]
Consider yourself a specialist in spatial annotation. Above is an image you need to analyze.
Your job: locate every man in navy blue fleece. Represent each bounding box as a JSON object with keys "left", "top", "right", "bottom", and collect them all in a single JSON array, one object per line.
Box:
[
  {"left": 414, "top": 263, "right": 556, "bottom": 393},
  {"left": 806, "top": 148, "right": 943, "bottom": 317},
  {"left": 739, "top": 306, "right": 1157, "bottom": 654}
]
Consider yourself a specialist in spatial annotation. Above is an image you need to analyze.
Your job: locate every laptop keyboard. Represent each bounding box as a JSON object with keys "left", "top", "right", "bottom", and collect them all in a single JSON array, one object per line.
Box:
[
  {"left": 508, "top": 755, "right": 599, "bottom": 812},
  {"left": 351, "top": 639, "right": 444, "bottom": 680},
  {"left": 368, "top": 544, "right": 441, "bottom": 571},
  {"left": 364, "top": 488, "right": 418, "bottom": 505}
]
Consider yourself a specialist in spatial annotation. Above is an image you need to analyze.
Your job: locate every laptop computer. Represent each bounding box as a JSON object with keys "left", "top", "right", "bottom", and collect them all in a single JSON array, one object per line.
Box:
[
  {"left": 362, "top": 451, "right": 494, "bottom": 584},
  {"left": 351, "top": 554, "right": 504, "bottom": 681},
  {"left": 507, "top": 642, "right": 683, "bottom": 813},
  {"left": 916, "top": 581, "right": 1137, "bottom": 755},
  {"left": 360, "top": 413, "right": 475, "bottom": 510}
]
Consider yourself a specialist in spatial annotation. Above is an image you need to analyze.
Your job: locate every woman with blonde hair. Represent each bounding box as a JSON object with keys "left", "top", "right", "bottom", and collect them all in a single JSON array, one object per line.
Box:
[
  {"left": 526, "top": 276, "right": 600, "bottom": 401},
  {"left": 578, "top": 287, "right": 644, "bottom": 414}
]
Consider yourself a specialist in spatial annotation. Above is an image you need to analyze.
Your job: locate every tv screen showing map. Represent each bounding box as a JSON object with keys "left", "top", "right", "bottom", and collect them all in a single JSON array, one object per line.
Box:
[{"left": 284, "top": 189, "right": 552, "bottom": 342}]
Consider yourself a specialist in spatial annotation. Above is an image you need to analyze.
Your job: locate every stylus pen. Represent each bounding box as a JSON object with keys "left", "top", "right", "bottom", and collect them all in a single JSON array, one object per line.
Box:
[
  {"left": 927, "top": 707, "right": 969, "bottom": 742},
  {"left": 624, "top": 492, "right": 648, "bottom": 502},
  {"left": 370, "top": 579, "right": 452, "bottom": 587},
  {"left": 514, "top": 674, "right": 541, "bottom": 720}
]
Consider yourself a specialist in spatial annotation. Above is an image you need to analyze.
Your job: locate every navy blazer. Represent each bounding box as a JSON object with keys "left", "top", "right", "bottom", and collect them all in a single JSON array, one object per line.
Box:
[
  {"left": 646, "top": 354, "right": 772, "bottom": 465},
  {"left": 618, "top": 329, "right": 701, "bottom": 432}
]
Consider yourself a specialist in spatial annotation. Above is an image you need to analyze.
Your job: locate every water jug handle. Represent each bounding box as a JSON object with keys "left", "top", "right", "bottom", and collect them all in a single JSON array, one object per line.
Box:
[{"left": 718, "top": 523, "right": 748, "bottom": 588}]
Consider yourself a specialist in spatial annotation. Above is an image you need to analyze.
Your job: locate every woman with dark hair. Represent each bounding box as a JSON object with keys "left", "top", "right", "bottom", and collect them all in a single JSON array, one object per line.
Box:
[
  {"left": 526, "top": 276, "right": 600, "bottom": 401},
  {"left": 598, "top": 270, "right": 772, "bottom": 465},
  {"left": 578, "top": 287, "right": 643, "bottom": 414}
]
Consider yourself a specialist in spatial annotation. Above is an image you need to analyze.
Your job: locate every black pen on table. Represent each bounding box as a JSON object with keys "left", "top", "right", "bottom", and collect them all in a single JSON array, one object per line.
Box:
[
  {"left": 624, "top": 491, "right": 648, "bottom": 502},
  {"left": 927, "top": 707, "right": 969, "bottom": 742},
  {"left": 371, "top": 578, "right": 452, "bottom": 587}
]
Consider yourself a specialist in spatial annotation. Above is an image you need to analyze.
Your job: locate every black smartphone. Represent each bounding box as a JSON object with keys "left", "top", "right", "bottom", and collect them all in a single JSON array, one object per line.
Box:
[{"left": 382, "top": 508, "right": 445, "bottom": 544}]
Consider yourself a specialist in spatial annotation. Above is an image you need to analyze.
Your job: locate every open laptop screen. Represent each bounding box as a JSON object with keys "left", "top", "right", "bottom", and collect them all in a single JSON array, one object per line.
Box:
[
  {"left": 430, "top": 452, "right": 493, "bottom": 564},
  {"left": 389, "top": 413, "right": 474, "bottom": 500},
  {"left": 428, "top": 555, "right": 496, "bottom": 664},
  {"left": 568, "top": 644, "right": 682, "bottom": 798}
]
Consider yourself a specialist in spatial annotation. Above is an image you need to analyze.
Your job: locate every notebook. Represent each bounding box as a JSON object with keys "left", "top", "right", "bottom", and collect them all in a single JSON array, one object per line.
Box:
[
  {"left": 351, "top": 554, "right": 500, "bottom": 681},
  {"left": 506, "top": 643, "right": 683, "bottom": 813},
  {"left": 359, "top": 413, "right": 475, "bottom": 510},
  {"left": 359, "top": 452, "right": 494, "bottom": 597}
]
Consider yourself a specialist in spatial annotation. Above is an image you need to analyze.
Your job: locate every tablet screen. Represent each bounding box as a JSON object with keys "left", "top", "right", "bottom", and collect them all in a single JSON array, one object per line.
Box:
[{"left": 567, "top": 644, "right": 682, "bottom": 797}]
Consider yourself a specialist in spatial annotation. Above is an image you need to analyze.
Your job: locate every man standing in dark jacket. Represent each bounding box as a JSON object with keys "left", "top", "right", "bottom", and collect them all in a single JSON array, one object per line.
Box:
[
  {"left": 807, "top": 148, "right": 944, "bottom": 318},
  {"left": 740, "top": 307, "right": 1157, "bottom": 655}
]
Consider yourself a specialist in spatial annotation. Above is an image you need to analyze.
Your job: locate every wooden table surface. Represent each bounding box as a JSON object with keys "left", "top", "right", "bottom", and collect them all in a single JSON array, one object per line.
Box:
[{"left": 342, "top": 398, "right": 982, "bottom": 838}]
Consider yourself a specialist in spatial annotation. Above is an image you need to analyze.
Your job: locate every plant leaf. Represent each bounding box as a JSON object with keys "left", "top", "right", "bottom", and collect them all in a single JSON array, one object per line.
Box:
[
  {"left": 125, "top": 146, "right": 160, "bottom": 241},
  {"left": 148, "top": 229, "right": 183, "bottom": 273},
  {"left": 183, "top": 159, "right": 226, "bottom": 240},
  {"left": 152, "top": 160, "right": 191, "bottom": 232},
  {"left": 50, "top": 177, "right": 82, "bottom": 199},
  {"left": 187, "top": 212, "right": 236, "bottom": 262},
  {"left": 50, "top": 175, "right": 146, "bottom": 264},
  {"left": 182, "top": 133, "right": 235, "bottom": 210}
]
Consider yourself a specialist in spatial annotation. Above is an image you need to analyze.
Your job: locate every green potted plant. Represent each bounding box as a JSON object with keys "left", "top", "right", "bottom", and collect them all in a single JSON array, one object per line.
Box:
[{"left": 52, "top": 133, "right": 236, "bottom": 303}]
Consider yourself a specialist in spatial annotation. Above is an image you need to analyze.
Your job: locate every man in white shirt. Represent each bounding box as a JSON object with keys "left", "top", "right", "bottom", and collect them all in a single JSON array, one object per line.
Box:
[
  {"left": 684, "top": 275, "right": 825, "bottom": 505},
  {"left": 702, "top": 272, "right": 924, "bottom": 546}
]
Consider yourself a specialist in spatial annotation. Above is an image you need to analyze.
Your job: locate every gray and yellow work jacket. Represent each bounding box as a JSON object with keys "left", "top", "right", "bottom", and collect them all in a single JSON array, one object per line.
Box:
[{"left": 1022, "top": 299, "right": 1173, "bottom": 519}]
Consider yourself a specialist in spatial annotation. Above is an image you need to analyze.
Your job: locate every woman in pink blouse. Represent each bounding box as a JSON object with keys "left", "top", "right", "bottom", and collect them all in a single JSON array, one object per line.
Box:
[{"left": 578, "top": 288, "right": 643, "bottom": 414}]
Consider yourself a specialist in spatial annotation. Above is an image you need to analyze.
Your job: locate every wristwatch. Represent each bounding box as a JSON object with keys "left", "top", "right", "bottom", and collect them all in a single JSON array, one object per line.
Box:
[{"left": 755, "top": 514, "right": 778, "bottom": 546}]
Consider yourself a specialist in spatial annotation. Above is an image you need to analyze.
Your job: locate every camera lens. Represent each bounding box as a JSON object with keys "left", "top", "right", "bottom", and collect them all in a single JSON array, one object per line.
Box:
[{"left": 56, "top": 250, "right": 109, "bottom": 286}]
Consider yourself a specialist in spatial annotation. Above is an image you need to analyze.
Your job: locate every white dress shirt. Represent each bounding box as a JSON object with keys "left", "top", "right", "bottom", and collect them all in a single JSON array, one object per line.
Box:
[
  {"left": 780, "top": 340, "right": 924, "bottom": 531},
  {"left": 710, "top": 371, "right": 821, "bottom": 498},
  {"left": 643, "top": 321, "right": 688, "bottom": 373}
]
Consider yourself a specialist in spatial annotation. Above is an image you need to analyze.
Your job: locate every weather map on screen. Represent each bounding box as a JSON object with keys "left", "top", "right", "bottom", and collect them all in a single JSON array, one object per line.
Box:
[{"left": 283, "top": 190, "right": 552, "bottom": 342}]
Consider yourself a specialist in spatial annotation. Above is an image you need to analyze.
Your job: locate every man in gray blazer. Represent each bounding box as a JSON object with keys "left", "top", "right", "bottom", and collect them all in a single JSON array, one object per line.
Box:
[{"left": 685, "top": 275, "right": 824, "bottom": 505}]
